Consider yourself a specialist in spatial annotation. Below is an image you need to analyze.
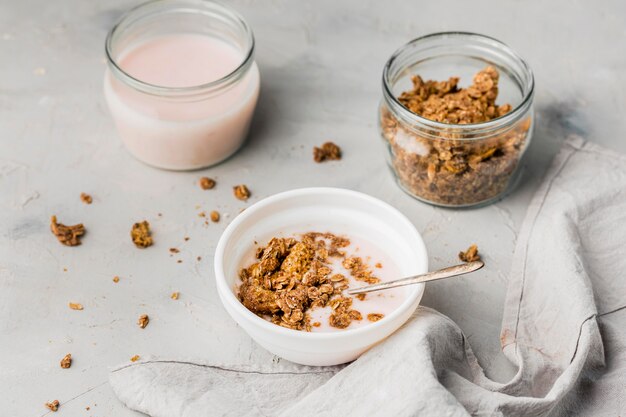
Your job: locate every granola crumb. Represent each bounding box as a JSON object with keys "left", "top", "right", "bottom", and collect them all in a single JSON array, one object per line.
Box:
[
  {"left": 210, "top": 210, "right": 220, "bottom": 222},
  {"left": 184, "top": 236, "right": 190, "bottom": 241},
  {"left": 169, "top": 247, "right": 180, "bottom": 254},
  {"left": 367, "top": 313, "right": 384, "bottom": 322},
  {"left": 356, "top": 293, "right": 366, "bottom": 301},
  {"left": 312, "top": 322, "right": 321, "bottom": 327},
  {"left": 69, "top": 302, "right": 83, "bottom": 310},
  {"left": 176, "top": 259, "right": 182, "bottom": 264},
  {"left": 313, "top": 141, "right": 342, "bottom": 163},
  {"left": 80, "top": 193, "right": 93, "bottom": 204},
  {"left": 112, "top": 276, "right": 120, "bottom": 283},
  {"left": 60, "top": 353, "right": 72, "bottom": 369},
  {"left": 170, "top": 292, "right": 179, "bottom": 300},
  {"left": 199, "top": 177, "right": 216, "bottom": 190},
  {"left": 45, "top": 400, "right": 60, "bottom": 412},
  {"left": 197, "top": 256, "right": 202, "bottom": 261},
  {"left": 233, "top": 184, "right": 250, "bottom": 201},
  {"left": 459, "top": 244, "right": 481, "bottom": 262},
  {"left": 375, "top": 262, "right": 383, "bottom": 268},
  {"left": 130, "top": 355, "right": 140, "bottom": 362},
  {"left": 50, "top": 215, "right": 85, "bottom": 246},
  {"left": 138, "top": 314, "right": 149, "bottom": 329},
  {"left": 131, "top": 221, "right": 153, "bottom": 248}
]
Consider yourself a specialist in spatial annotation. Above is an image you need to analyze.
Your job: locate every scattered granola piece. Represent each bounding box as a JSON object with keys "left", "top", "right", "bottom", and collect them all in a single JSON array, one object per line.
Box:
[
  {"left": 68, "top": 302, "right": 83, "bottom": 310},
  {"left": 210, "top": 210, "right": 220, "bottom": 222},
  {"left": 367, "top": 313, "right": 384, "bottom": 322},
  {"left": 184, "top": 236, "right": 190, "bottom": 241},
  {"left": 80, "top": 193, "right": 93, "bottom": 204},
  {"left": 130, "top": 355, "right": 140, "bottom": 362},
  {"left": 176, "top": 259, "right": 182, "bottom": 264},
  {"left": 198, "top": 211, "right": 206, "bottom": 218},
  {"left": 356, "top": 293, "right": 366, "bottom": 301},
  {"left": 60, "top": 353, "right": 72, "bottom": 369},
  {"left": 313, "top": 141, "right": 342, "bottom": 163},
  {"left": 131, "top": 221, "right": 152, "bottom": 248},
  {"left": 45, "top": 400, "right": 59, "bottom": 412},
  {"left": 138, "top": 314, "right": 149, "bottom": 329},
  {"left": 375, "top": 262, "right": 383, "bottom": 269},
  {"left": 50, "top": 215, "right": 85, "bottom": 246},
  {"left": 169, "top": 247, "right": 180, "bottom": 254},
  {"left": 112, "top": 276, "right": 120, "bottom": 283},
  {"left": 459, "top": 244, "right": 481, "bottom": 262},
  {"left": 197, "top": 256, "right": 202, "bottom": 261},
  {"left": 233, "top": 184, "right": 250, "bottom": 201},
  {"left": 199, "top": 177, "right": 216, "bottom": 190},
  {"left": 312, "top": 322, "right": 321, "bottom": 327},
  {"left": 170, "top": 292, "right": 179, "bottom": 300}
]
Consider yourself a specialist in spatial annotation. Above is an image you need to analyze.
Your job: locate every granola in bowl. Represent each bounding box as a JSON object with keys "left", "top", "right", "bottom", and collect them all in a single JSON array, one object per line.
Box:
[{"left": 237, "top": 232, "right": 400, "bottom": 332}]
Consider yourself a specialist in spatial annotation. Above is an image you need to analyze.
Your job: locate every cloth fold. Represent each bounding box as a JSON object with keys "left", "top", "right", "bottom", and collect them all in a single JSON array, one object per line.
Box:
[{"left": 110, "top": 137, "right": 626, "bottom": 416}]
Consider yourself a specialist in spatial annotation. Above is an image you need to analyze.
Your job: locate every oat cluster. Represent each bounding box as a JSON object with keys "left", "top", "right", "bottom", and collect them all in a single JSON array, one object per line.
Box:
[
  {"left": 367, "top": 313, "right": 384, "bottom": 322},
  {"left": 381, "top": 66, "right": 531, "bottom": 206},
  {"left": 313, "top": 142, "right": 342, "bottom": 163},
  {"left": 199, "top": 177, "right": 216, "bottom": 190},
  {"left": 45, "top": 400, "right": 59, "bottom": 412},
  {"left": 238, "top": 233, "right": 382, "bottom": 331},
  {"left": 50, "top": 215, "right": 85, "bottom": 246},
  {"left": 60, "top": 353, "right": 72, "bottom": 369},
  {"left": 459, "top": 244, "right": 481, "bottom": 262},
  {"left": 137, "top": 314, "right": 149, "bottom": 329},
  {"left": 131, "top": 221, "right": 153, "bottom": 248},
  {"left": 80, "top": 192, "right": 93, "bottom": 204},
  {"left": 233, "top": 184, "right": 251, "bottom": 201}
]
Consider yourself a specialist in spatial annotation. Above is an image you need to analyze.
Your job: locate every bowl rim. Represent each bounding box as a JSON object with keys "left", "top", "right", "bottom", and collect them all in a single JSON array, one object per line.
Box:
[{"left": 214, "top": 187, "right": 428, "bottom": 340}]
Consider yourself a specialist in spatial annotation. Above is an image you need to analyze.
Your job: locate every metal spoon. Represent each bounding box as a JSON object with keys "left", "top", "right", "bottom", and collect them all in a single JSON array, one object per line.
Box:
[{"left": 346, "top": 260, "right": 484, "bottom": 295}]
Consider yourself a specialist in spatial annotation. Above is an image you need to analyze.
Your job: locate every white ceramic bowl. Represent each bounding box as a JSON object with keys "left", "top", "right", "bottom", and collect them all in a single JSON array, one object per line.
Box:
[{"left": 214, "top": 187, "right": 428, "bottom": 366}]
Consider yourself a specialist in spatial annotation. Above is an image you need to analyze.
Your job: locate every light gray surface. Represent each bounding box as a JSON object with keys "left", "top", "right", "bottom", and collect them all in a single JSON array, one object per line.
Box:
[{"left": 1, "top": 0, "right": 625, "bottom": 415}]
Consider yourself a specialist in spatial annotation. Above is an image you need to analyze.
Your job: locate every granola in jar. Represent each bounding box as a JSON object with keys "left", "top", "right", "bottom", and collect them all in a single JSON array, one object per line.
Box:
[{"left": 380, "top": 33, "right": 534, "bottom": 207}]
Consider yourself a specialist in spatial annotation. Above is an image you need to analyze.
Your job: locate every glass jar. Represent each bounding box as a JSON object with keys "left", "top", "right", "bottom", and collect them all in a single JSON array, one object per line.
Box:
[
  {"left": 379, "top": 32, "right": 534, "bottom": 207},
  {"left": 104, "top": 0, "right": 260, "bottom": 170}
]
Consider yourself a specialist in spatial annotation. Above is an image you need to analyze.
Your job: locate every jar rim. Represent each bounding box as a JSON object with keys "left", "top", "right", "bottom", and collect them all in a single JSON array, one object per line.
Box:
[
  {"left": 104, "top": 0, "right": 255, "bottom": 97},
  {"left": 382, "top": 32, "right": 534, "bottom": 133}
]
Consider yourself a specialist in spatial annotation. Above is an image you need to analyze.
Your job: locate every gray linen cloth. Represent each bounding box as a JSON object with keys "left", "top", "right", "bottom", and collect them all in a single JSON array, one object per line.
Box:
[{"left": 110, "top": 137, "right": 626, "bottom": 416}]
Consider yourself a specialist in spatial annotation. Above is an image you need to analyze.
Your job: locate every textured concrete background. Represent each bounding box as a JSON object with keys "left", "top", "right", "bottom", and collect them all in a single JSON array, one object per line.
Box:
[{"left": 1, "top": 0, "right": 625, "bottom": 415}]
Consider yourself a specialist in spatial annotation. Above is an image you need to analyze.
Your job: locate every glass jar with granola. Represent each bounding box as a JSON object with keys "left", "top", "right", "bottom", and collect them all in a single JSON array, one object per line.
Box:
[{"left": 379, "top": 32, "right": 534, "bottom": 207}]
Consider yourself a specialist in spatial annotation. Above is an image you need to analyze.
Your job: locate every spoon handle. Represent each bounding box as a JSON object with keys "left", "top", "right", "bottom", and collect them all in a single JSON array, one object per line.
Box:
[{"left": 346, "top": 260, "right": 484, "bottom": 295}]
